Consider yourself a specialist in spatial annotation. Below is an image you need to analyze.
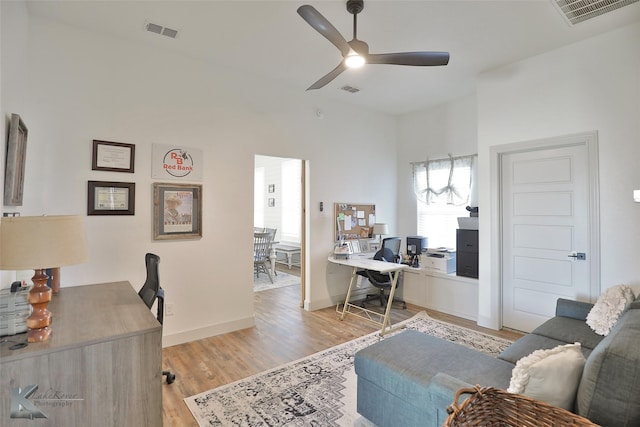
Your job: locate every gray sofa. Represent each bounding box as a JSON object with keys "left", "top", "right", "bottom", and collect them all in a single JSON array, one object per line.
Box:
[{"left": 354, "top": 298, "right": 640, "bottom": 427}]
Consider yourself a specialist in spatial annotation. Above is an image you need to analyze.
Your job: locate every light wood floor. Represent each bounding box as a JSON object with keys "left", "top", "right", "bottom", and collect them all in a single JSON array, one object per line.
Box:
[{"left": 161, "top": 273, "right": 523, "bottom": 426}]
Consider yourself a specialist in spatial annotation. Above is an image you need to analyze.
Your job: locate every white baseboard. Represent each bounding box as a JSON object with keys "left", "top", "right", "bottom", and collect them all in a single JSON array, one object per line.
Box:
[
  {"left": 304, "top": 297, "right": 334, "bottom": 311},
  {"left": 304, "top": 288, "right": 373, "bottom": 312},
  {"left": 162, "top": 316, "right": 255, "bottom": 347}
]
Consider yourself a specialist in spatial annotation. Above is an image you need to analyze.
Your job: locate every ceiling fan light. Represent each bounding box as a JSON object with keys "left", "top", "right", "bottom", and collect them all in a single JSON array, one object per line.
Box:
[{"left": 345, "top": 54, "right": 365, "bottom": 68}]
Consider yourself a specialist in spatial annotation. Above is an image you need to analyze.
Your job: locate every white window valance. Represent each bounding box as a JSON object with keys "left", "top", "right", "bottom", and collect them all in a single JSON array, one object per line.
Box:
[{"left": 412, "top": 154, "right": 476, "bottom": 206}]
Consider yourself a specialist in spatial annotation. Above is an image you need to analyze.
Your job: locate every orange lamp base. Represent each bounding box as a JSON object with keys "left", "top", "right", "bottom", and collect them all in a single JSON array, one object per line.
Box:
[{"left": 26, "top": 268, "right": 53, "bottom": 343}]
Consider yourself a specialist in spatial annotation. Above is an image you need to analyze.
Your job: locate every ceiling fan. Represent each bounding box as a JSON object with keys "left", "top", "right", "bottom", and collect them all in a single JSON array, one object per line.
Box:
[{"left": 297, "top": 0, "right": 450, "bottom": 90}]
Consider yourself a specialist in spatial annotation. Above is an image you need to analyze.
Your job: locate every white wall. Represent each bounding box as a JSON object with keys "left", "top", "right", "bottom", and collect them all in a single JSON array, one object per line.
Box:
[
  {"left": 0, "top": 3, "right": 398, "bottom": 346},
  {"left": 477, "top": 22, "right": 640, "bottom": 328}
]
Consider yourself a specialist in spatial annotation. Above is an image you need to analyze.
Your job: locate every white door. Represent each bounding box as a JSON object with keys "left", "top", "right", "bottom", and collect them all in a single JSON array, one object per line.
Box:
[{"left": 502, "top": 142, "right": 596, "bottom": 332}]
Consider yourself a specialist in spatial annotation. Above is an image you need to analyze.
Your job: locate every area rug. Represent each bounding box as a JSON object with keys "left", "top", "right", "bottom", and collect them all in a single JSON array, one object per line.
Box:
[
  {"left": 184, "top": 312, "right": 513, "bottom": 427},
  {"left": 254, "top": 270, "right": 300, "bottom": 292}
]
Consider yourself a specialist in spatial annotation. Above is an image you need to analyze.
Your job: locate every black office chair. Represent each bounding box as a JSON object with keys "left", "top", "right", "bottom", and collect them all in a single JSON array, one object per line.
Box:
[
  {"left": 138, "top": 253, "right": 176, "bottom": 384},
  {"left": 381, "top": 237, "right": 402, "bottom": 263},
  {"left": 359, "top": 237, "right": 407, "bottom": 309}
]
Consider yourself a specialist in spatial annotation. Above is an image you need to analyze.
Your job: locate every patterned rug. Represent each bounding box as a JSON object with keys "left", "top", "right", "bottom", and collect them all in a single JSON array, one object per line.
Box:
[
  {"left": 184, "top": 312, "right": 513, "bottom": 426},
  {"left": 254, "top": 270, "right": 300, "bottom": 292}
]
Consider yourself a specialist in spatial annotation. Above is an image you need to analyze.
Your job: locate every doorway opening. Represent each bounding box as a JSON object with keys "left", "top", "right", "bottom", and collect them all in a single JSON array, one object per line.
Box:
[{"left": 254, "top": 155, "right": 306, "bottom": 307}]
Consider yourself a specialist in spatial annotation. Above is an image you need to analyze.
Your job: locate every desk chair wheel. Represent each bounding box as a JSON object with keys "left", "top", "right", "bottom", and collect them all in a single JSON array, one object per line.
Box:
[{"left": 164, "top": 370, "right": 176, "bottom": 384}]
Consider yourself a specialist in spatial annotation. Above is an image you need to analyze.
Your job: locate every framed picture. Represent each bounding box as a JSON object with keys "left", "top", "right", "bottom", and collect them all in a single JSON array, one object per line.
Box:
[
  {"left": 4, "top": 114, "right": 28, "bottom": 206},
  {"left": 87, "top": 181, "right": 135, "bottom": 215},
  {"left": 92, "top": 140, "right": 135, "bottom": 173},
  {"left": 268, "top": 198, "right": 275, "bottom": 207},
  {"left": 154, "top": 183, "right": 202, "bottom": 240},
  {"left": 268, "top": 184, "right": 275, "bottom": 193}
]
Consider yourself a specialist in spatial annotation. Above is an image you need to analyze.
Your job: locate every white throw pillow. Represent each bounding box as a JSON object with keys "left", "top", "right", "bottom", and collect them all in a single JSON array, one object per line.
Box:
[
  {"left": 586, "top": 284, "right": 635, "bottom": 336},
  {"left": 507, "top": 342, "right": 586, "bottom": 410}
]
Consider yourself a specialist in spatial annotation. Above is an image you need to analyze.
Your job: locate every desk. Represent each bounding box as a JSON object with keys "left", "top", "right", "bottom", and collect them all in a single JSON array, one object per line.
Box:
[
  {"left": 0, "top": 281, "right": 162, "bottom": 426},
  {"left": 328, "top": 256, "right": 407, "bottom": 336}
]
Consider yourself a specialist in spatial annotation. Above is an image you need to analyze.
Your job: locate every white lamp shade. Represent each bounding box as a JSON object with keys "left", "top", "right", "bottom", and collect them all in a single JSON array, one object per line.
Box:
[
  {"left": 634, "top": 190, "right": 640, "bottom": 202},
  {"left": 372, "top": 223, "right": 389, "bottom": 235},
  {"left": 0, "top": 215, "right": 89, "bottom": 270}
]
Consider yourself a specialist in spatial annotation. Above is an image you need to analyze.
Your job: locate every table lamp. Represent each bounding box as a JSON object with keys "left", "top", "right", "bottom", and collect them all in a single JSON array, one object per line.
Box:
[
  {"left": 372, "top": 223, "right": 388, "bottom": 241},
  {"left": 0, "top": 215, "right": 89, "bottom": 342}
]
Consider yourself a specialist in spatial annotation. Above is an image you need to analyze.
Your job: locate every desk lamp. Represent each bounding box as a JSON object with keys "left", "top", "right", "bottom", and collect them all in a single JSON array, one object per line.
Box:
[
  {"left": 0, "top": 215, "right": 89, "bottom": 342},
  {"left": 372, "top": 223, "right": 388, "bottom": 242}
]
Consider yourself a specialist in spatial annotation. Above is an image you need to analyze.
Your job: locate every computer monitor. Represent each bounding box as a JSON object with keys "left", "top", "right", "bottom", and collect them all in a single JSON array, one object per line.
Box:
[
  {"left": 381, "top": 237, "right": 402, "bottom": 262},
  {"left": 406, "top": 236, "right": 427, "bottom": 256}
]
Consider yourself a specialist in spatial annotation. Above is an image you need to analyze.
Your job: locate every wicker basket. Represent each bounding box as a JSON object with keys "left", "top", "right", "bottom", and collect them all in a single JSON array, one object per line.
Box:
[{"left": 443, "top": 386, "right": 600, "bottom": 427}]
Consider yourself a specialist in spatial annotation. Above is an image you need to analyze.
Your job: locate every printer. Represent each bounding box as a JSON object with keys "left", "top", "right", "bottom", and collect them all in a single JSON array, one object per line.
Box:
[{"left": 422, "top": 247, "right": 456, "bottom": 274}]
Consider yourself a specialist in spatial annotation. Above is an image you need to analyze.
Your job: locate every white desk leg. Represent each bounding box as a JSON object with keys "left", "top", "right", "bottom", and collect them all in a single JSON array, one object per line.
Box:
[
  {"left": 340, "top": 267, "right": 358, "bottom": 320},
  {"left": 379, "top": 270, "right": 401, "bottom": 336}
]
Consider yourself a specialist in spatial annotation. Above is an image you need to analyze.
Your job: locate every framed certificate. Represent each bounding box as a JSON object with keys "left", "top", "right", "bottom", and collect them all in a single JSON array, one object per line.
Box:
[
  {"left": 92, "top": 140, "right": 135, "bottom": 173},
  {"left": 87, "top": 181, "right": 135, "bottom": 215}
]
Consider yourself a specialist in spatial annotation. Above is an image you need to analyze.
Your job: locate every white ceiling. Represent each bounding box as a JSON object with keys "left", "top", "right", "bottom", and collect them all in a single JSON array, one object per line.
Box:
[{"left": 25, "top": 0, "right": 640, "bottom": 115}]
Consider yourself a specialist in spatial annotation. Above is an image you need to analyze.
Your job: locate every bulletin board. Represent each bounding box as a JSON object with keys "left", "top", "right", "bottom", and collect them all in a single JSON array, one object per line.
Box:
[{"left": 334, "top": 203, "right": 376, "bottom": 241}]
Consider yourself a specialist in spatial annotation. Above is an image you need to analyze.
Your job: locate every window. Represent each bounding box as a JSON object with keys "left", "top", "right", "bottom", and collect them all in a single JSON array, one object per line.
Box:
[
  {"left": 417, "top": 201, "right": 467, "bottom": 249},
  {"left": 254, "top": 166, "right": 265, "bottom": 228},
  {"left": 281, "top": 159, "right": 301, "bottom": 243},
  {"left": 413, "top": 155, "right": 476, "bottom": 249}
]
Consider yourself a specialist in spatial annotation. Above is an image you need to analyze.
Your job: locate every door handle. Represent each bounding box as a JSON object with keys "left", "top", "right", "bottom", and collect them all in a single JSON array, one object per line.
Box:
[{"left": 568, "top": 252, "right": 586, "bottom": 260}]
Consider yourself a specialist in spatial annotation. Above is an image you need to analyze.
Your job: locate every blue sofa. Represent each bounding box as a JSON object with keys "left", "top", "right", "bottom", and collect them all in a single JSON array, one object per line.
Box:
[{"left": 354, "top": 298, "right": 640, "bottom": 427}]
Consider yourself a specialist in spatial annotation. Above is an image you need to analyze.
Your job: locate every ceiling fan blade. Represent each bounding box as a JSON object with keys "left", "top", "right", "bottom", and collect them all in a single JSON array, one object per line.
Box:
[
  {"left": 297, "top": 5, "right": 351, "bottom": 57},
  {"left": 367, "top": 51, "right": 450, "bottom": 66},
  {"left": 307, "top": 62, "right": 348, "bottom": 90}
]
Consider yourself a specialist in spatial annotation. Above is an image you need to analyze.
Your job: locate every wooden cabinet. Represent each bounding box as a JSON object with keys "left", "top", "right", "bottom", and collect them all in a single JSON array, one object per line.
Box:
[
  {"left": 0, "top": 282, "right": 162, "bottom": 426},
  {"left": 456, "top": 229, "right": 479, "bottom": 278}
]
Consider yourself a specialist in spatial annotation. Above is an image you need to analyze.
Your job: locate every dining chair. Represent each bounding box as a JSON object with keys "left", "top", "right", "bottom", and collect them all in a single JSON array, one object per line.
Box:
[{"left": 254, "top": 232, "right": 275, "bottom": 283}]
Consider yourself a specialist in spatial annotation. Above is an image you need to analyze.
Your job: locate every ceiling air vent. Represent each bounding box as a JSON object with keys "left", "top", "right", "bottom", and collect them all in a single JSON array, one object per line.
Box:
[
  {"left": 145, "top": 21, "right": 179, "bottom": 39},
  {"left": 146, "top": 22, "right": 163, "bottom": 35},
  {"left": 340, "top": 85, "right": 360, "bottom": 94},
  {"left": 161, "top": 27, "right": 179, "bottom": 39},
  {"left": 553, "top": 0, "right": 639, "bottom": 25}
]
